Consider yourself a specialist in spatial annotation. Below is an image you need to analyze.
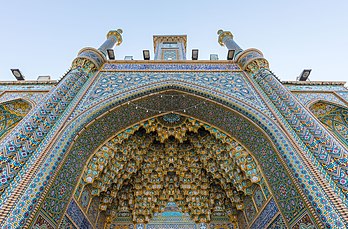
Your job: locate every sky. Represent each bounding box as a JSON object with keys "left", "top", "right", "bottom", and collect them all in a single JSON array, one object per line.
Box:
[{"left": 0, "top": 0, "right": 347, "bottom": 83}]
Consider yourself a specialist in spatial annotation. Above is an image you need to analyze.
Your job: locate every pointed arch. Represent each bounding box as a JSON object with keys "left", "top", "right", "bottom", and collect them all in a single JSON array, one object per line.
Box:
[{"left": 5, "top": 85, "right": 339, "bottom": 228}]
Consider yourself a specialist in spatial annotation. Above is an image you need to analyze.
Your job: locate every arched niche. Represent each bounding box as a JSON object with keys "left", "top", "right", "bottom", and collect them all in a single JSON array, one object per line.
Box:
[
  {"left": 0, "top": 98, "right": 31, "bottom": 139},
  {"left": 309, "top": 100, "right": 348, "bottom": 147},
  {"left": 72, "top": 114, "right": 268, "bottom": 228},
  {"left": 23, "top": 89, "right": 321, "bottom": 229}
]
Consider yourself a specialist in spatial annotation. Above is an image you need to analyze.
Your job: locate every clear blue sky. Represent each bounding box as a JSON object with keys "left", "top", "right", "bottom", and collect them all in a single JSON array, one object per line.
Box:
[{"left": 0, "top": 0, "right": 347, "bottom": 83}]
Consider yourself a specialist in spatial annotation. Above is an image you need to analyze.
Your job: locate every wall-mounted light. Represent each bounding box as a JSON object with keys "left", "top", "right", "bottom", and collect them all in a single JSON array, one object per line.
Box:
[
  {"left": 107, "top": 49, "right": 115, "bottom": 60},
  {"left": 192, "top": 49, "right": 199, "bottom": 60},
  {"left": 227, "top": 49, "right": 235, "bottom": 60},
  {"left": 298, "top": 69, "right": 312, "bottom": 81},
  {"left": 11, "top": 69, "right": 25, "bottom": 80},
  {"left": 143, "top": 50, "right": 150, "bottom": 60}
]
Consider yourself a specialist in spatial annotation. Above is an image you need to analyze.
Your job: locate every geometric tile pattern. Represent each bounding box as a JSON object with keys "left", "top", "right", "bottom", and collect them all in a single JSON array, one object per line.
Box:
[
  {"left": 293, "top": 92, "right": 347, "bottom": 107},
  {"left": 253, "top": 68, "right": 348, "bottom": 198},
  {"left": 310, "top": 101, "right": 348, "bottom": 147},
  {"left": 79, "top": 185, "right": 91, "bottom": 211},
  {"left": 284, "top": 84, "right": 347, "bottom": 91},
  {"left": 237, "top": 211, "right": 247, "bottom": 229},
  {"left": 87, "top": 196, "right": 99, "bottom": 224},
  {"left": 337, "top": 91, "right": 348, "bottom": 101},
  {"left": 244, "top": 195, "right": 257, "bottom": 223},
  {"left": 31, "top": 214, "right": 55, "bottom": 229},
  {"left": 249, "top": 198, "right": 279, "bottom": 229},
  {"left": 0, "top": 99, "right": 31, "bottom": 139},
  {"left": 0, "top": 68, "right": 90, "bottom": 195},
  {"left": 291, "top": 211, "right": 317, "bottom": 229},
  {"left": 3, "top": 66, "right": 343, "bottom": 228},
  {"left": 146, "top": 203, "right": 197, "bottom": 229},
  {"left": 72, "top": 71, "right": 273, "bottom": 120},
  {"left": 59, "top": 215, "right": 77, "bottom": 229},
  {"left": 103, "top": 63, "right": 241, "bottom": 71},
  {"left": 252, "top": 185, "right": 266, "bottom": 211},
  {"left": 66, "top": 199, "right": 93, "bottom": 229},
  {"left": 0, "top": 92, "right": 48, "bottom": 106},
  {"left": 4, "top": 67, "right": 342, "bottom": 228},
  {"left": 0, "top": 84, "right": 55, "bottom": 91},
  {"left": 37, "top": 93, "right": 308, "bottom": 227},
  {"left": 267, "top": 214, "right": 287, "bottom": 229}
]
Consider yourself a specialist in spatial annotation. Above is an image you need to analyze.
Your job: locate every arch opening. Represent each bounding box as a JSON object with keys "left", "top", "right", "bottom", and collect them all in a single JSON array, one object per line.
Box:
[
  {"left": 27, "top": 90, "right": 319, "bottom": 229},
  {"left": 74, "top": 114, "right": 268, "bottom": 228}
]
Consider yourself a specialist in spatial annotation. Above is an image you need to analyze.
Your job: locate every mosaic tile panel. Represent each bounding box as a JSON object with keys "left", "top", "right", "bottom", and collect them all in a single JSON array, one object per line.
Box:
[
  {"left": 5, "top": 85, "right": 334, "bottom": 227},
  {"left": 74, "top": 183, "right": 83, "bottom": 200},
  {"left": 260, "top": 178, "right": 270, "bottom": 199},
  {"left": 31, "top": 214, "right": 55, "bottom": 229},
  {"left": 72, "top": 71, "right": 273, "bottom": 120},
  {"left": 0, "top": 84, "right": 55, "bottom": 91},
  {"left": 146, "top": 202, "right": 197, "bottom": 228},
  {"left": 0, "top": 92, "right": 48, "bottom": 105},
  {"left": 66, "top": 199, "right": 93, "bottom": 229},
  {"left": 103, "top": 63, "right": 240, "bottom": 71},
  {"left": 237, "top": 211, "right": 247, "bottom": 229},
  {"left": 110, "top": 224, "right": 134, "bottom": 229},
  {"left": 0, "top": 68, "right": 91, "bottom": 196},
  {"left": 267, "top": 214, "right": 287, "bottom": 229},
  {"left": 250, "top": 198, "right": 279, "bottom": 229},
  {"left": 291, "top": 212, "right": 317, "bottom": 229},
  {"left": 59, "top": 215, "right": 77, "bottom": 229},
  {"left": 32, "top": 91, "right": 318, "bottom": 227},
  {"left": 285, "top": 84, "right": 347, "bottom": 91},
  {"left": 0, "top": 99, "right": 31, "bottom": 139},
  {"left": 244, "top": 195, "right": 257, "bottom": 223},
  {"left": 210, "top": 223, "right": 234, "bottom": 229},
  {"left": 293, "top": 92, "right": 347, "bottom": 107},
  {"left": 96, "top": 212, "right": 107, "bottom": 229},
  {"left": 337, "top": 91, "right": 348, "bottom": 102},
  {"left": 253, "top": 185, "right": 266, "bottom": 210},
  {"left": 146, "top": 224, "right": 197, "bottom": 229},
  {"left": 87, "top": 196, "right": 100, "bottom": 224},
  {"left": 79, "top": 185, "right": 91, "bottom": 211},
  {"left": 310, "top": 101, "right": 348, "bottom": 147},
  {"left": 253, "top": 69, "right": 348, "bottom": 199}
]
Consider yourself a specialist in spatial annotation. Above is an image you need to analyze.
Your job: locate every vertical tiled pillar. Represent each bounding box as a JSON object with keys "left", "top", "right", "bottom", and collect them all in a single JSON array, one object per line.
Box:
[
  {"left": 0, "top": 30, "right": 123, "bottom": 224},
  {"left": 217, "top": 30, "right": 348, "bottom": 226}
]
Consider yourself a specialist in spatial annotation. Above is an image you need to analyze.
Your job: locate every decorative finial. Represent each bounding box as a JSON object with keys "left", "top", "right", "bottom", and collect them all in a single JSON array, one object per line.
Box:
[
  {"left": 217, "top": 29, "right": 233, "bottom": 46},
  {"left": 107, "top": 29, "right": 123, "bottom": 46}
]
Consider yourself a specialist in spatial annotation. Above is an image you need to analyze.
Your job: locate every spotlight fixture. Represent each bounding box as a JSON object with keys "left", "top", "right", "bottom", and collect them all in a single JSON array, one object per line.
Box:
[
  {"left": 192, "top": 49, "right": 199, "bottom": 60},
  {"left": 11, "top": 69, "right": 25, "bottom": 80},
  {"left": 298, "top": 69, "right": 312, "bottom": 81},
  {"left": 107, "top": 49, "right": 115, "bottom": 60},
  {"left": 143, "top": 50, "right": 150, "bottom": 60},
  {"left": 227, "top": 49, "right": 235, "bottom": 60}
]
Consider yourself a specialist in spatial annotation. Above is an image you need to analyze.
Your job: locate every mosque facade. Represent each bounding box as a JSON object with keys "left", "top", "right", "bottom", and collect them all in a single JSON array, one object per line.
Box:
[{"left": 0, "top": 29, "right": 347, "bottom": 229}]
